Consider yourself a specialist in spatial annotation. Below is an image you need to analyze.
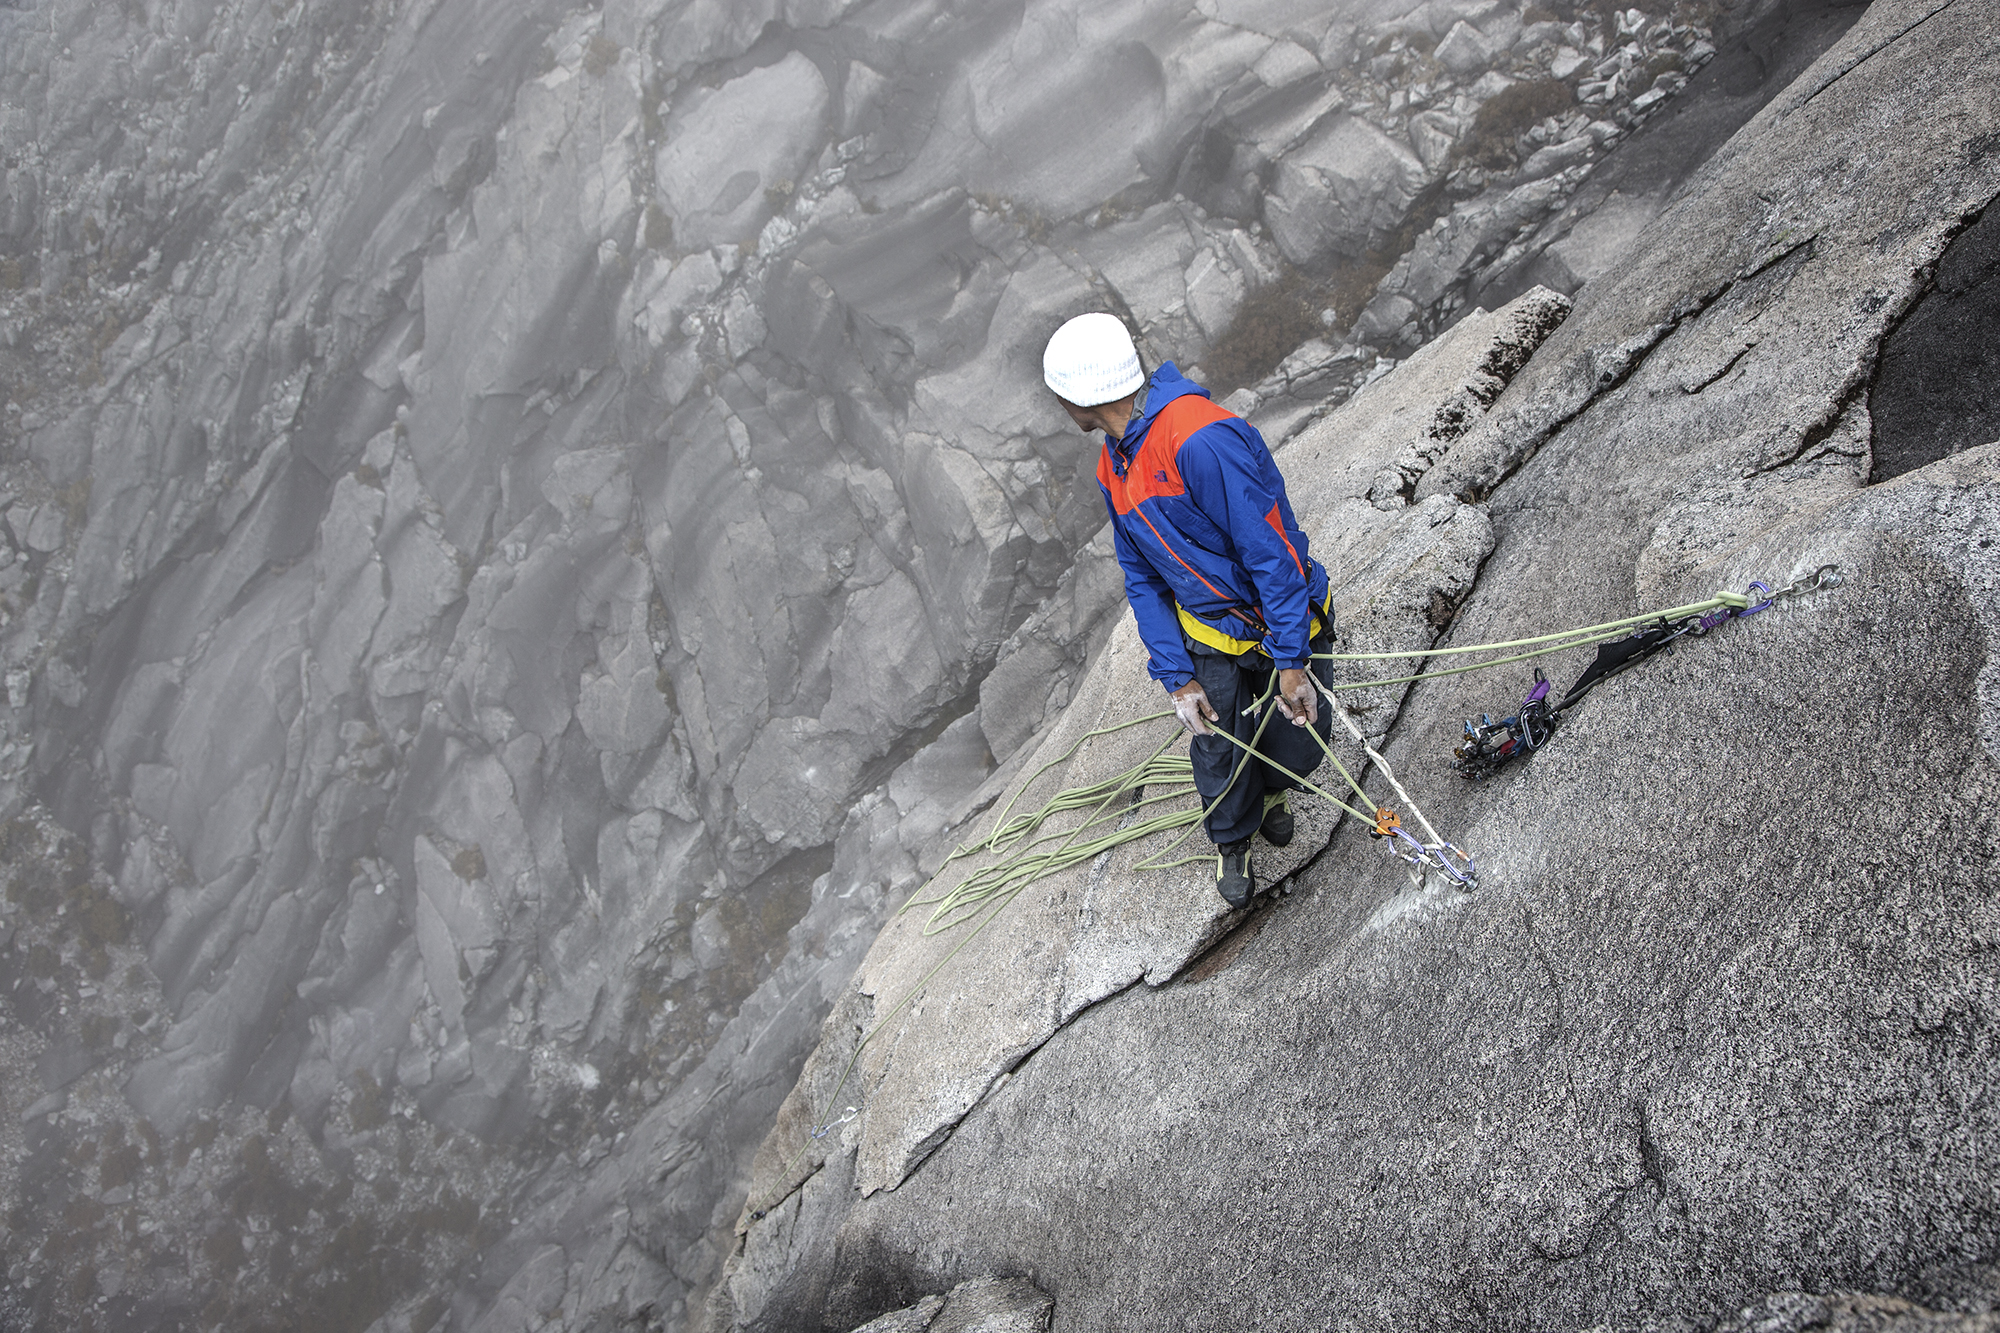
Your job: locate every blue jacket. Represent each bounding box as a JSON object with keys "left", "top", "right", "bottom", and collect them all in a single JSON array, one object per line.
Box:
[{"left": 1096, "top": 364, "right": 1328, "bottom": 690}]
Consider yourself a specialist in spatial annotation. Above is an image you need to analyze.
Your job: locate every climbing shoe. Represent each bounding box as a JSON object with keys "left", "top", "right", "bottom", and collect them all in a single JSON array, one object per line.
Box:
[
  {"left": 1216, "top": 838, "right": 1255, "bottom": 909},
  {"left": 1260, "top": 791, "right": 1294, "bottom": 847}
]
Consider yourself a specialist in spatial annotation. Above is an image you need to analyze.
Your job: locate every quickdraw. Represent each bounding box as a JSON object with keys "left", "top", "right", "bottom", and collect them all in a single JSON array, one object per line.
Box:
[{"left": 1451, "top": 566, "right": 1842, "bottom": 780}]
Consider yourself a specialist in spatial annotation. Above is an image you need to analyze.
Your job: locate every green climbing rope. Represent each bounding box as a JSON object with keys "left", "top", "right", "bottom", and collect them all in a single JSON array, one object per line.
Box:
[
  {"left": 1316, "top": 592, "right": 1750, "bottom": 690},
  {"left": 899, "top": 588, "right": 1753, "bottom": 949},
  {"left": 904, "top": 677, "right": 1287, "bottom": 933},
  {"left": 1317, "top": 593, "right": 1749, "bottom": 660}
]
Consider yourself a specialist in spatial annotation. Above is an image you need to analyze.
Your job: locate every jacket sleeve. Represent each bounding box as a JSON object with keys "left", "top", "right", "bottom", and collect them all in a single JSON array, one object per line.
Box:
[
  {"left": 1179, "top": 420, "right": 1315, "bottom": 668},
  {"left": 1102, "top": 484, "right": 1196, "bottom": 690}
]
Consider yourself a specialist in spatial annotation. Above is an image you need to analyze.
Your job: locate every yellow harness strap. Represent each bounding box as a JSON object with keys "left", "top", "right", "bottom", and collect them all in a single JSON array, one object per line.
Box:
[{"left": 1176, "top": 587, "right": 1334, "bottom": 659}]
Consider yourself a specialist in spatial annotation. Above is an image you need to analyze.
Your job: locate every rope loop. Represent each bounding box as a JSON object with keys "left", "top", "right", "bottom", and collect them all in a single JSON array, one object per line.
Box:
[{"left": 1432, "top": 841, "right": 1478, "bottom": 890}]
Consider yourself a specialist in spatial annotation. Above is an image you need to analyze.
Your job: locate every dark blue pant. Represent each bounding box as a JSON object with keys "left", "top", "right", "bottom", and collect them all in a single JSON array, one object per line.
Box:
[{"left": 1189, "top": 634, "right": 1335, "bottom": 845}]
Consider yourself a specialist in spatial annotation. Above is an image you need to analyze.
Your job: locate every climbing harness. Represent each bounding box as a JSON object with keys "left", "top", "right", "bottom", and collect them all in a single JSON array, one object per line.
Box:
[
  {"left": 741, "top": 565, "right": 1843, "bottom": 1222},
  {"left": 1450, "top": 565, "right": 1843, "bottom": 779}
]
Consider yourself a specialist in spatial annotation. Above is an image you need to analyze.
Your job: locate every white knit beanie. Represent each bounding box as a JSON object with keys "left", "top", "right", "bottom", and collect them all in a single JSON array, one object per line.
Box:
[{"left": 1043, "top": 313, "right": 1144, "bottom": 406}]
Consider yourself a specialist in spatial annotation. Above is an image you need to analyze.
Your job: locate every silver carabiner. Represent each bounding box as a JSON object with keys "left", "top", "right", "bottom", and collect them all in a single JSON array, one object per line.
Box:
[{"left": 1432, "top": 842, "right": 1478, "bottom": 891}]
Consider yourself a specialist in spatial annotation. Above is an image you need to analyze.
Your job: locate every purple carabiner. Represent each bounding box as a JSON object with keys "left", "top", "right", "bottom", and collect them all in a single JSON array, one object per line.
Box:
[
  {"left": 1389, "top": 827, "right": 1428, "bottom": 866},
  {"left": 1740, "top": 580, "right": 1774, "bottom": 615}
]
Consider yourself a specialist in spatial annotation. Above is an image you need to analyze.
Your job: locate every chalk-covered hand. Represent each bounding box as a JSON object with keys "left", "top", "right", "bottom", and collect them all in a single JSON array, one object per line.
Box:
[
  {"left": 1273, "top": 668, "right": 1319, "bottom": 727},
  {"left": 1169, "top": 680, "right": 1219, "bottom": 737}
]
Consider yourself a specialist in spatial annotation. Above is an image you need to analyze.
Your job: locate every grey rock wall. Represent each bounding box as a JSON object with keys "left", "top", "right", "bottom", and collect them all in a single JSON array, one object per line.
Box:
[
  {"left": 0, "top": 0, "right": 1871, "bottom": 1328},
  {"left": 845, "top": 1277, "right": 1052, "bottom": 1333},
  {"left": 717, "top": 0, "right": 2000, "bottom": 1329}
]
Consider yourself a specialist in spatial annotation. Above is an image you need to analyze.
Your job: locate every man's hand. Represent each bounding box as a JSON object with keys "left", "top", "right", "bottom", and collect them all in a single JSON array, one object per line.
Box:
[
  {"left": 1169, "top": 680, "right": 1219, "bottom": 736},
  {"left": 1274, "top": 668, "right": 1319, "bottom": 727}
]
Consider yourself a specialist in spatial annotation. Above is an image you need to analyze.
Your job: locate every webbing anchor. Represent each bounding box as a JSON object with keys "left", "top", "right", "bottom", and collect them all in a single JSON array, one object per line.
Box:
[{"left": 1449, "top": 566, "right": 1844, "bottom": 779}]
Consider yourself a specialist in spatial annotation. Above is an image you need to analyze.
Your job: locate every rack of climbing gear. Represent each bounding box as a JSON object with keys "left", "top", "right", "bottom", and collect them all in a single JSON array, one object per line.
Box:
[
  {"left": 1452, "top": 670, "right": 1558, "bottom": 780},
  {"left": 1449, "top": 565, "right": 1843, "bottom": 779}
]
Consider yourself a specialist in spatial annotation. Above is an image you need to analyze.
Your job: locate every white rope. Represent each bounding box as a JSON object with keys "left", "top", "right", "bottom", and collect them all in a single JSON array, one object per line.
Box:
[{"left": 1317, "top": 678, "right": 1447, "bottom": 849}]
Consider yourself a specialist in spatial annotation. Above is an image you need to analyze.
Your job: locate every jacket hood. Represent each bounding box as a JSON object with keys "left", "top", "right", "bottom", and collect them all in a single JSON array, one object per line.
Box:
[{"left": 1109, "top": 363, "right": 1211, "bottom": 472}]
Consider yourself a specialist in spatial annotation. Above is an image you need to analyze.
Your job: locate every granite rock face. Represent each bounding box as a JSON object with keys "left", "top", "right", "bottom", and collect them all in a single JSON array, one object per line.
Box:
[
  {"left": 718, "top": 290, "right": 1571, "bottom": 1333},
  {"left": 1716, "top": 1287, "right": 2000, "bottom": 1333},
  {"left": 719, "top": 1, "right": 2000, "bottom": 1330},
  {"left": 845, "top": 1277, "right": 1053, "bottom": 1333},
  {"left": 0, "top": 0, "right": 1878, "bottom": 1328}
]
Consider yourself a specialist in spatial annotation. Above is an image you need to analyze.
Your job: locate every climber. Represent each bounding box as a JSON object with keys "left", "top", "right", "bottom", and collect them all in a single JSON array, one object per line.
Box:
[{"left": 1042, "top": 312, "right": 1335, "bottom": 909}]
